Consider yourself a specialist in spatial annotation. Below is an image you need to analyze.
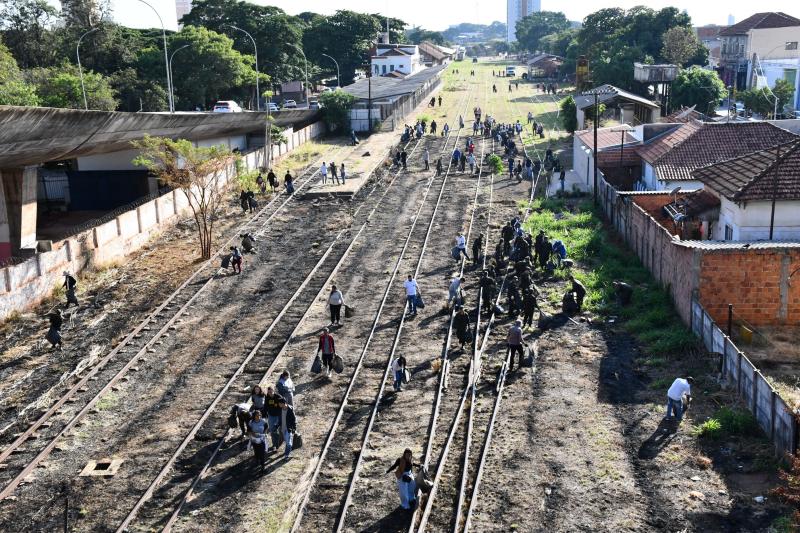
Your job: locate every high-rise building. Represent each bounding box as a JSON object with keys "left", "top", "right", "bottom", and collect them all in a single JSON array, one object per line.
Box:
[
  {"left": 507, "top": 0, "right": 541, "bottom": 43},
  {"left": 175, "top": 0, "right": 192, "bottom": 26}
]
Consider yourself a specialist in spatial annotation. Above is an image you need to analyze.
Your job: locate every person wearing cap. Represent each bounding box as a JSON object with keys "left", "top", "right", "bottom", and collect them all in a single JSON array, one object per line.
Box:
[
  {"left": 665, "top": 376, "right": 694, "bottom": 422},
  {"left": 507, "top": 319, "right": 525, "bottom": 372},
  {"left": 63, "top": 272, "right": 78, "bottom": 307}
]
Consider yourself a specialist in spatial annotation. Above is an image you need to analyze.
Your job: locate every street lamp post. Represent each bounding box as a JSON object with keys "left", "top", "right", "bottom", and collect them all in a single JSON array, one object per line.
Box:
[
  {"left": 134, "top": 0, "right": 173, "bottom": 113},
  {"left": 290, "top": 44, "right": 309, "bottom": 104},
  {"left": 321, "top": 53, "right": 340, "bottom": 88},
  {"left": 76, "top": 27, "right": 99, "bottom": 110},
  {"left": 225, "top": 24, "right": 260, "bottom": 111},
  {"left": 168, "top": 44, "right": 191, "bottom": 108}
]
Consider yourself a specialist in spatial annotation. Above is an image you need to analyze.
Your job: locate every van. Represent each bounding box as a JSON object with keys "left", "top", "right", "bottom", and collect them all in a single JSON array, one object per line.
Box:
[
  {"left": 212, "top": 100, "right": 242, "bottom": 113},
  {"left": 505, "top": 66, "right": 516, "bottom": 77}
]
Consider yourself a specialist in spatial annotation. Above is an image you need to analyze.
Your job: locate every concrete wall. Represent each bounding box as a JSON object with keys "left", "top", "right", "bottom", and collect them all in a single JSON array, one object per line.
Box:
[
  {"left": 716, "top": 197, "right": 800, "bottom": 241},
  {"left": 77, "top": 149, "right": 142, "bottom": 171},
  {"left": 0, "top": 120, "right": 324, "bottom": 320}
]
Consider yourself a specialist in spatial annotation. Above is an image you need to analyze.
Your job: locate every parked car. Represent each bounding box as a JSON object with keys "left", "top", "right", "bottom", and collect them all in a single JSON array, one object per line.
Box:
[
  {"left": 267, "top": 102, "right": 280, "bottom": 112},
  {"left": 212, "top": 100, "right": 242, "bottom": 113},
  {"left": 282, "top": 99, "right": 298, "bottom": 109},
  {"left": 505, "top": 66, "right": 516, "bottom": 76},
  {"left": 309, "top": 100, "right": 322, "bottom": 110}
]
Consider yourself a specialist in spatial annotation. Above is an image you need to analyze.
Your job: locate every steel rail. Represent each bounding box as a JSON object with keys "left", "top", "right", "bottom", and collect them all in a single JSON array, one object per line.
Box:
[
  {"left": 302, "top": 88, "right": 475, "bottom": 533},
  {"left": 412, "top": 75, "right": 493, "bottom": 533},
  {"left": 0, "top": 146, "right": 347, "bottom": 502},
  {"left": 160, "top": 130, "right": 437, "bottom": 533}
]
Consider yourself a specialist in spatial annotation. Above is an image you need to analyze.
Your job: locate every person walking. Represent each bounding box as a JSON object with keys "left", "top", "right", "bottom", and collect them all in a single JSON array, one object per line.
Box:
[
  {"left": 267, "top": 169, "right": 278, "bottom": 191},
  {"left": 230, "top": 246, "right": 243, "bottom": 274},
  {"left": 401, "top": 150, "right": 408, "bottom": 170},
  {"left": 341, "top": 163, "right": 347, "bottom": 184},
  {"left": 527, "top": 111, "right": 533, "bottom": 124},
  {"left": 423, "top": 149, "right": 430, "bottom": 171},
  {"left": 320, "top": 162, "right": 328, "bottom": 185},
  {"left": 522, "top": 289, "right": 538, "bottom": 328},
  {"left": 276, "top": 371, "right": 295, "bottom": 407},
  {"left": 239, "top": 189, "right": 249, "bottom": 214},
  {"left": 403, "top": 274, "right": 419, "bottom": 316},
  {"left": 664, "top": 376, "right": 694, "bottom": 423},
  {"left": 453, "top": 306, "right": 470, "bottom": 349},
  {"left": 391, "top": 355, "right": 407, "bottom": 392},
  {"left": 278, "top": 398, "right": 296, "bottom": 459},
  {"left": 387, "top": 449, "right": 419, "bottom": 510},
  {"left": 443, "top": 123, "right": 450, "bottom": 137},
  {"left": 459, "top": 115, "right": 464, "bottom": 129},
  {"left": 330, "top": 161, "right": 340, "bottom": 185},
  {"left": 328, "top": 285, "right": 345, "bottom": 326},
  {"left": 63, "top": 272, "right": 79, "bottom": 307},
  {"left": 447, "top": 276, "right": 465, "bottom": 308},
  {"left": 438, "top": 95, "right": 442, "bottom": 107},
  {"left": 247, "top": 410, "right": 268, "bottom": 468},
  {"left": 467, "top": 153, "right": 476, "bottom": 174},
  {"left": 249, "top": 385, "right": 267, "bottom": 416},
  {"left": 472, "top": 234, "right": 483, "bottom": 266},
  {"left": 318, "top": 328, "right": 336, "bottom": 377},
  {"left": 430, "top": 120, "right": 437, "bottom": 135},
  {"left": 436, "top": 158, "right": 443, "bottom": 176},
  {"left": 479, "top": 271, "right": 497, "bottom": 313},
  {"left": 46, "top": 309, "right": 64, "bottom": 350},
  {"left": 454, "top": 233, "right": 470, "bottom": 261},
  {"left": 284, "top": 171, "right": 295, "bottom": 194},
  {"left": 264, "top": 386, "right": 284, "bottom": 450},
  {"left": 507, "top": 319, "right": 525, "bottom": 372}
]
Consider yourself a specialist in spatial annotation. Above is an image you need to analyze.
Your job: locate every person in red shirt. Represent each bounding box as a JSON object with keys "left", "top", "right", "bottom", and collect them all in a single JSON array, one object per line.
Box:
[{"left": 318, "top": 328, "right": 336, "bottom": 377}]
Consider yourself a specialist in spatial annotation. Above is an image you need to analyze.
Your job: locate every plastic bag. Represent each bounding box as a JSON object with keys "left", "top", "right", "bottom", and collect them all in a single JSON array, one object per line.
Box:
[
  {"left": 333, "top": 354, "right": 344, "bottom": 374},
  {"left": 311, "top": 354, "right": 323, "bottom": 374}
]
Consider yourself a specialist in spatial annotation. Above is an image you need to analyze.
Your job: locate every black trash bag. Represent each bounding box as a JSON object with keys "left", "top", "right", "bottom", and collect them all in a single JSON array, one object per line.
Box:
[
  {"left": 311, "top": 354, "right": 323, "bottom": 374},
  {"left": 344, "top": 305, "right": 355, "bottom": 318},
  {"left": 333, "top": 354, "right": 344, "bottom": 374}
]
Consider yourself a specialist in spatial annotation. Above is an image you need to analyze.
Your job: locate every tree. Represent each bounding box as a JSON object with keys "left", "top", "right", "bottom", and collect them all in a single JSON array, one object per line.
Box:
[
  {"left": 661, "top": 27, "right": 704, "bottom": 67},
  {"left": 132, "top": 135, "right": 235, "bottom": 259},
  {"left": 370, "top": 14, "right": 407, "bottom": 43},
  {"left": 303, "top": 10, "right": 381, "bottom": 85},
  {"left": 0, "top": 0, "right": 59, "bottom": 68},
  {"left": 319, "top": 90, "right": 355, "bottom": 132},
  {"left": 59, "top": 0, "right": 111, "bottom": 27},
  {"left": 110, "top": 67, "right": 167, "bottom": 112},
  {"left": 165, "top": 26, "right": 263, "bottom": 110},
  {"left": 671, "top": 66, "right": 726, "bottom": 116},
  {"left": 540, "top": 28, "right": 578, "bottom": 57},
  {"left": 25, "top": 62, "right": 116, "bottom": 110},
  {"left": 0, "top": 37, "right": 38, "bottom": 105},
  {"left": 406, "top": 27, "right": 448, "bottom": 46},
  {"left": 181, "top": 0, "right": 305, "bottom": 83},
  {"left": 773, "top": 78, "right": 796, "bottom": 116},
  {"left": 740, "top": 87, "right": 773, "bottom": 117},
  {"left": 560, "top": 96, "right": 578, "bottom": 133},
  {"left": 515, "top": 11, "right": 570, "bottom": 53}
]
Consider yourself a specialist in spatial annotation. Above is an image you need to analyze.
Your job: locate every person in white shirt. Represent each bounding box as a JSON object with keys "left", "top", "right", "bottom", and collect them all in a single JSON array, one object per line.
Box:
[
  {"left": 403, "top": 275, "right": 419, "bottom": 315},
  {"left": 454, "top": 233, "right": 470, "bottom": 261},
  {"left": 320, "top": 162, "right": 328, "bottom": 184},
  {"left": 447, "top": 276, "right": 465, "bottom": 308},
  {"left": 391, "top": 355, "right": 407, "bottom": 391},
  {"left": 328, "top": 285, "right": 345, "bottom": 326},
  {"left": 665, "top": 376, "right": 694, "bottom": 422}
]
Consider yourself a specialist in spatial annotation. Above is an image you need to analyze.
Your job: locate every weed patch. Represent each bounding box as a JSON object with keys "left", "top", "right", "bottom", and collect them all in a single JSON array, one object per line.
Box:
[{"left": 523, "top": 197, "right": 696, "bottom": 355}]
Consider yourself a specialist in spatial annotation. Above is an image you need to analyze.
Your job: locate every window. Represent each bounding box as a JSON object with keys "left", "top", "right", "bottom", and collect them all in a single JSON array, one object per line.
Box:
[
  {"left": 724, "top": 225, "right": 733, "bottom": 241},
  {"left": 381, "top": 65, "right": 387, "bottom": 75},
  {"left": 787, "top": 41, "right": 799, "bottom": 51},
  {"left": 390, "top": 64, "right": 395, "bottom": 72}
]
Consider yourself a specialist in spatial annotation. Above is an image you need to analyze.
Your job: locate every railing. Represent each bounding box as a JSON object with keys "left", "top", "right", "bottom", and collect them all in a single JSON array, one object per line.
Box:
[{"left": 691, "top": 297, "right": 797, "bottom": 456}]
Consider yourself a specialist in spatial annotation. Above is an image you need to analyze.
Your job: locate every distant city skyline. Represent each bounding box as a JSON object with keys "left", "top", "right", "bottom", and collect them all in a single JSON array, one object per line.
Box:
[{"left": 47, "top": 0, "right": 797, "bottom": 33}]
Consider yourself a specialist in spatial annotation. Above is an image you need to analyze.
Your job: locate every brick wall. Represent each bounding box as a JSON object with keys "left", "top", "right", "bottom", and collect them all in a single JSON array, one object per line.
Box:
[{"left": 698, "top": 249, "right": 800, "bottom": 326}]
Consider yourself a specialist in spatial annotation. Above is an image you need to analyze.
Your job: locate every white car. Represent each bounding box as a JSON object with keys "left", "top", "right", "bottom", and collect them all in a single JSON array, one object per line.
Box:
[
  {"left": 212, "top": 100, "right": 243, "bottom": 113},
  {"left": 267, "top": 102, "right": 280, "bottom": 112},
  {"left": 282, "top": 100, "right": 298, "bottom": 109}
]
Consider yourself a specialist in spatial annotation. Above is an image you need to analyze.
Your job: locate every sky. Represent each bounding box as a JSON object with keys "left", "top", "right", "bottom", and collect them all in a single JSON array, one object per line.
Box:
[{"left": 51, "top": 0, "right": 799, "bottom": 32}]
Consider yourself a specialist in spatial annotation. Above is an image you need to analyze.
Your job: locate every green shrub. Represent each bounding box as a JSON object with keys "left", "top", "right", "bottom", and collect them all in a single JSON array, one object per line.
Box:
[
  {"left": 716, "top": 407, "right": 760, "bottom": 437},
  {"left": 693, "top": 418, "right": 723, "bottom": 440},
  {"left": 487, "top": 154, "right": 504, "bottom": 174}
]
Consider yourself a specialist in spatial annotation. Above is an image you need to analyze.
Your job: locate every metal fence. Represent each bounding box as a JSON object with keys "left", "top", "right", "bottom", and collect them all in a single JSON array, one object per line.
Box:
[{"left": 691, "top": 297, "right": 797, "bottom": 456}]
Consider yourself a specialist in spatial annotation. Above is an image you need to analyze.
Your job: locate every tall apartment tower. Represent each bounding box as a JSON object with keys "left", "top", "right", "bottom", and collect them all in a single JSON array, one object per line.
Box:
[
  {"left": 175, "top": 0, "right": 192, "bottom": 26},
  {"left": 507, "top": 0, "right": 541, "bottom": 43}
]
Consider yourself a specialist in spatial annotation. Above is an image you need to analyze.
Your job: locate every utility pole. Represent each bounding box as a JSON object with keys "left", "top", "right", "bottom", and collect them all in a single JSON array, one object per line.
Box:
[
  {"left": 593, "top": 91, "right": 599, "bottom": 203},
  {"left": 769, "top": 143, "right": 782, "bottom": 240},
  {"left": 368, "top": 73, "right": 372, "bottom": 133}
]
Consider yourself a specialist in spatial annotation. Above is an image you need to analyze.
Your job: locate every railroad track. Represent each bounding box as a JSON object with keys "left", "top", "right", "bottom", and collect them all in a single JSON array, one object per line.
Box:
[
  {"left": 0, "top": 144, "right": 360, "bottom": 503},
  {"left": 0, "top": 131, "right": 434, "bottom": 530},
  {"left": 288, "top": 85, "right": 477, "bottom": 533},
  {"left": 409, "top": 69, "right": 551, "bottom": 533}
]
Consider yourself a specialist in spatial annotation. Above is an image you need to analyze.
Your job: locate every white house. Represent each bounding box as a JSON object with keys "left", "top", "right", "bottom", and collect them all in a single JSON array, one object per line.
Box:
[
  {"left": 637, "top": 121, "right": 798, "bottom": 192},
  {"left": 371, "top": 44, "right": 424, "bottom": 77},
  {"left": 693, "top": 139, "right": 800, "bottom": 240}
]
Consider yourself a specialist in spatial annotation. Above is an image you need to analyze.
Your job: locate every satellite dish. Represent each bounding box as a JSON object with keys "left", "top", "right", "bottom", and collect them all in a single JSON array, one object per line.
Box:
[{"left": 669, "top": 186, "right": 682, "bottom": 195}]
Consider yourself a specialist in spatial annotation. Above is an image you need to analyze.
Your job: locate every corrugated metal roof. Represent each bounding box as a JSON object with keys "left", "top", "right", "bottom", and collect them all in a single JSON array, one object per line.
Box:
[
  {"left": 674, "top": 240, "right": 800, "bottom": 250},
  {"left": 341, "top": 64, "right": 447, "bottom": 101}
]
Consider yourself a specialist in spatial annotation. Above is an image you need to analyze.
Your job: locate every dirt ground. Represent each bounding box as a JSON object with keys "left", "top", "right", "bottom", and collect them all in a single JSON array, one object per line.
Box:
[
  {"left": 739, "top": 326, "right": 800, "bottom": 409},
  {"left": 0, "top": 62, "right": 791, "bottom": 533}
]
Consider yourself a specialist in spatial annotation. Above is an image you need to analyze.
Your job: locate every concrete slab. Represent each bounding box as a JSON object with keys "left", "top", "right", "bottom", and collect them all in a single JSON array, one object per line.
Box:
[{"left": 546, "top": 169, "right": 590, "bottom": 197}]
